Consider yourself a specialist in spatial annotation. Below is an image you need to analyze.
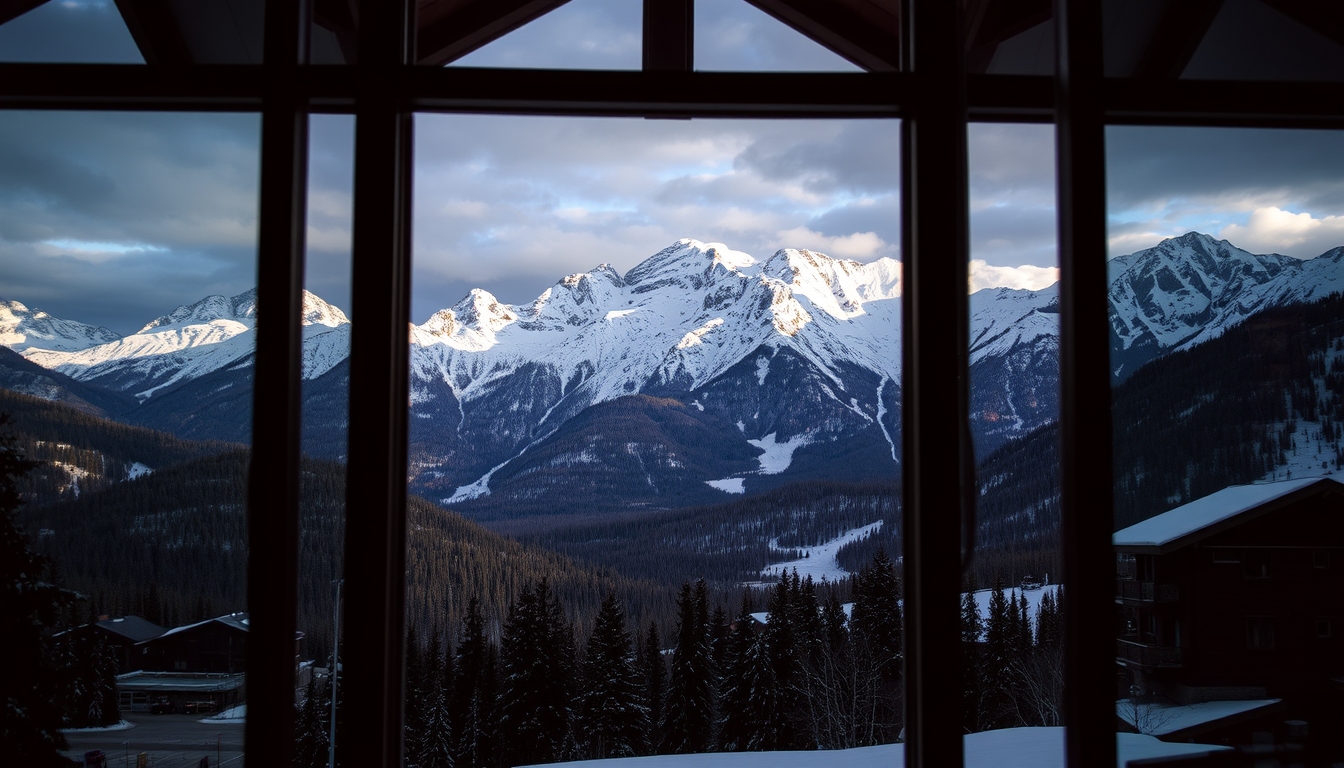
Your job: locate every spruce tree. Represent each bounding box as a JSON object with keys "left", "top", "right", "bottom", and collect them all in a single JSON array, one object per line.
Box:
[
  {"left": 716, "top": 593, "right": 758, "bottom": 751},
  {"left": 294, "top": 675, "right": 330, "bottom": 768},
  {"left": 499, "top": 579, "right": 572, "bottom": 767},
  {"left": 404, "top": 625, "right": 425, "bottom": 763},
  {"left": 415, "top": 632, "right": 454, "bottom": 768},
  {"left": 642, "top": 621, "right": 666, "bottom": 754},
  {"left": 960, "top": 588, "right": 983, "bottom": 732},
  {"left": 577, "top": 594, "right": 648, "bottom": 759},
  {"left": 450, "top": 598, "right": 494, "bottom": 768},
  {"left": 983, "top": 578, "right": 1012, "bottom": 728},
  {"left": 660, "top": 580, "right": 714, "bottom": 754},
  {"left": 0, "top": 417, "right": 77, "bottom": 766}
]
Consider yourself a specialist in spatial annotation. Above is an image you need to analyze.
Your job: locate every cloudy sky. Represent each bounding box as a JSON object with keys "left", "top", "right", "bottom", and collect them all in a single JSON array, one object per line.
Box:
[{"left": 0, "top": 0, "right": 1341, "bottom": 333}]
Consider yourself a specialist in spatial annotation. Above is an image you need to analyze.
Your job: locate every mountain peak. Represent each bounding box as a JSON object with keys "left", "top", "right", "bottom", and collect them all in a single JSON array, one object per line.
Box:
[
  {"left": 137, "top": 290, "right": 258, "bottom": 334},
  {"left": 623, "top": 239, "right": 757, "bottom": 288}
]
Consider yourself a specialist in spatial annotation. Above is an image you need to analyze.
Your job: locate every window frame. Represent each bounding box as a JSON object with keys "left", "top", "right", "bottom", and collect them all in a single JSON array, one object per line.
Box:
[{"left": 1, "top": 1, "right": 1340, "bottom": 767}]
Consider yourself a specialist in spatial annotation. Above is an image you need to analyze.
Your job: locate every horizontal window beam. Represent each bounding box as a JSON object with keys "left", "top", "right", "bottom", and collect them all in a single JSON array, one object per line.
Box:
[{"left": 1, "top": 66, "right": 1340, "bottom": 126}]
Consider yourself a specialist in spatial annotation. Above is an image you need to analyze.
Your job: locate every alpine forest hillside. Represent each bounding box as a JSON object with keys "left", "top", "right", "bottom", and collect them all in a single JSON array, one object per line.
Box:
[
  {"left": 867, "top": 290, "right": 1344, "bottom": 590},
  {"left": 7, "top": 397, "right": 671, "bottom": 660}
]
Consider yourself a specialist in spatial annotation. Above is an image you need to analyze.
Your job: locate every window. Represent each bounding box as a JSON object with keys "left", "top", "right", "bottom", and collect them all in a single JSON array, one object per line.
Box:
[
  {"left": 1314, "top": 549, "right": 1329, "bottom": 569},
  {"left": 3, "top": 1, "right": 1339, "bottom": 767},
  {"left": 1246, "top": 616, "right": 1276, "bottom": 650},
  {"left": 1317, "top": 618, "right": 1332, "bottom": 639},
  {"left": 1244, "top": 550, "right": 1271, "bottom": 580},
  {"left": 1212, "top": 548, "right": 1242, "bottom": 564}
]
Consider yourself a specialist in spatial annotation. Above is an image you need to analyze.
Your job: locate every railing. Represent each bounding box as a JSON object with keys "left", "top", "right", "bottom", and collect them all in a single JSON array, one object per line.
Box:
[
  {"left": 1116, "top": 639, "right": 1184, "bottom": 668},
  {"left": 1116, "top": 579, "right": 1180, "bottom": 602}
]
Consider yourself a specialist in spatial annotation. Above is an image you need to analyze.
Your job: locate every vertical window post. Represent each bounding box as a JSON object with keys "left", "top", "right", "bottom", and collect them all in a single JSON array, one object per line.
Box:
[
  {"left": 1055, "top": 1, "right": 1116, "bottom": 766},
  {"left": 901, "top": 1, "right": 970, "bottom": 766},
  {"left": 246, "top": 0, "right": 309, "bottom": 760},
  {"left": 342, "top": 0, "right": 414, "bottom": 766}
]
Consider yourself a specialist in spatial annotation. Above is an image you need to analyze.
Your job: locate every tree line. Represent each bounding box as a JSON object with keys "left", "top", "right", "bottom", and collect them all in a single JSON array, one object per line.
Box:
[{"left": 296, "top": 551, "right": 1067, "bottom": 768}]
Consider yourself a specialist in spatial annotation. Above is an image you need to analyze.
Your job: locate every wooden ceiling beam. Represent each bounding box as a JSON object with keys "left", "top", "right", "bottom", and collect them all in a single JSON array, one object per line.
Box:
[
  {"left": 741, "top": 0, "right": 901, "bottom": 72},
  {"left": 113, "top": 0, "right": 193, "bottom": 65},
  {"left": 415, "top": 0, "right": 570, "bottom": 66},
  {"left": 1132, "top": 0, "right": 1224, "bottom": 79}
]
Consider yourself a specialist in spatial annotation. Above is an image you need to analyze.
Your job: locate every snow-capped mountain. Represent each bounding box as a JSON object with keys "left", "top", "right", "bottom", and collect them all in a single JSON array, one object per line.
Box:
[
  {"left": 3, "top": 232, "right": 1339, "bottom": 518},
  {"left": 0, "top": 298, "right": 120, "bottom": 353},
  {"left": 21, "top": 289, "right": 349, "bottom": 401},
  {"left": 1108, "top": 232, "right": 1344, "bottom": 380},
  {"left": 404, "top": 240, "right": 905, "bottom": 510}
]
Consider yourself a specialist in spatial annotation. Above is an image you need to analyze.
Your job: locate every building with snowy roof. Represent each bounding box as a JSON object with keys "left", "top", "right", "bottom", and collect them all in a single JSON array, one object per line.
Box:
[
  {"left": 55, "top": 614, "right": 166, "bottom": 675},
  {"left": 1113, "top": 477, "right": 1343, "bottom": 748}
]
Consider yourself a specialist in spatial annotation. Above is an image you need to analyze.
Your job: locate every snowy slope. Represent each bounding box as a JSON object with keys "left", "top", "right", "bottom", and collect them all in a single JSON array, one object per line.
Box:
[{"left": 524, "top": 727, "right": 1228, "bottom": 768}]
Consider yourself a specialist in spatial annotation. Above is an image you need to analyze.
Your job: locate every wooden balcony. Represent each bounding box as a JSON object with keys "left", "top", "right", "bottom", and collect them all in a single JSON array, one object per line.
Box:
[
  {"left": 1116, "top": 638, "right": 1184, "bottom": 669},
  {"left": 1116, "top": 579, "right": 1180, "bottom": 603}
]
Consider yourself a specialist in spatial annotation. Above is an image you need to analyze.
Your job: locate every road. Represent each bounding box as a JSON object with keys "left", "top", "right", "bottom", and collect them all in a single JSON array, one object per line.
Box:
[{"left": 63, "top": 713, "right": 245, "bottom": 767}]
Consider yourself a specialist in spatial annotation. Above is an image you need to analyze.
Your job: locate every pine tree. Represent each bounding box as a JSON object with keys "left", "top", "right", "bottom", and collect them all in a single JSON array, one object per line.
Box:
[
  {"left": 960, "top": 588, "right": 984, "bottom": 732},
  {"left": 716, "top": 593, "right": 758, "bottom": 751},
  {"left": 983, "top": 578, "right": 1013, "bottom": 728},
  {"left": 450, "top": 598, "right": 494, "bottom": 768},
  {"left": 1018, "top": 591, "right": 1033, "bottom": 650},
  {"left": 577, "top": 594, "right": 648, "bottom": 759},
  {"left": 499, "top": 579, "right": 573, "bottom": 767},
  {"left": 0, "top": 417, "right": 77, "bottom": 766},
  {"left": 404, "top": 625, "right": 425, "bottom": 764},
  {"left": 415, "top": 632, "right": 454, "bottom": 768},
  {"left": 642, "top": 621, "right": 666, "bottom": 754},
  {"left": 660, "top": 580, "right": 714, "bottom": 754},
  {"left": 295, "top": 674, "right": 330, "bottom": 768}
]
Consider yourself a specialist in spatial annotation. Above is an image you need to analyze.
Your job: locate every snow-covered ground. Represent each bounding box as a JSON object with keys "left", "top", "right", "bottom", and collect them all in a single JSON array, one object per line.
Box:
[
  {"left": 201, "top": 704, "right": 246, "bottom": 724},
  {"left": 63, "top": 720, "right": 134, "bottom": 733},
  {"left": 746, "top": 432, "right": 812, "bottom": 475},
  {"left": 704, "top": 478, "right": 745, "bottom": 494},
  {"left": 1116, "top": 698, "right": 1280, "bottom": 737},
  {"left": 748, "top": 521, "right": 883, "bottom": 586},
  {"left": 523, "top": 727, "right": 1229, "bottom": 768},
  {"left": 966, "top": 583, "right": 1060, "bottom": 640}
]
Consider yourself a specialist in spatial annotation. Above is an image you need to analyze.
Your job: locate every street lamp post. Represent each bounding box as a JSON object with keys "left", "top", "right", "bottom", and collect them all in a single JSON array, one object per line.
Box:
[{"left": 329, "top": 578, "right": 343, "bottom": 768}]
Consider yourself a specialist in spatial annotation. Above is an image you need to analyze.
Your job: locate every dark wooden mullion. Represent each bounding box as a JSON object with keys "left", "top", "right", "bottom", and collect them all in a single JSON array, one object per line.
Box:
[
  {"left": 643, "top": 0, "right": 693, "bottom": 72},
  {"left": 340, "top": 0, "right": 413, "bottom": 765},
  {"left": 901, "top": 0, "right": 969, "bottom": 766},
  {"left": 1054, "top": 1, "right": 1116, "bottom": 767},
  {"left": 245, "top": 0, "right": 309, "bottom": 762}
]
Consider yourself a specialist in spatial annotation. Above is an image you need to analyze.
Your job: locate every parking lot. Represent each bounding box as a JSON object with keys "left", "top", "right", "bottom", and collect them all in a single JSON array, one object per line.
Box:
[{"left": 62, "top": 712, "right": 245, "bottom": 767}]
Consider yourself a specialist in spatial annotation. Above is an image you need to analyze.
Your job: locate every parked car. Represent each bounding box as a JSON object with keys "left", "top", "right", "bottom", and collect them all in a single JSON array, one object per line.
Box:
[
  {"left": 183, "top": 700, "right": 218, "bottom": 714},
  {"left": 150, "top": 698, "right": 175, "bottom": 715}
]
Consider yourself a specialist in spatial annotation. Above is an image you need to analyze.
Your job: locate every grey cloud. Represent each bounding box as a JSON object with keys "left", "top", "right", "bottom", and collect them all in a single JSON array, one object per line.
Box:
[
  {"left": 694, "top": 0, "right": 860, "bottom": 72},
  {"left": 1106, "top": 127, "right": 1344, "bottom": 212},
  {"left": 734, "top": 121, "right": 901, "bottom": 195}
]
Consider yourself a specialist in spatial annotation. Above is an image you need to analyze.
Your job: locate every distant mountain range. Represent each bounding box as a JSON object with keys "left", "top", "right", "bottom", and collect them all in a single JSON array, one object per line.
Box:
[{"left": 3, "top": 232, "right": 1341, "bottom": 520}]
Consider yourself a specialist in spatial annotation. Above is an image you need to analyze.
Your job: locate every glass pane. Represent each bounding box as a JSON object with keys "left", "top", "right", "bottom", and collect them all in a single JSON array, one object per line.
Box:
[
  {"left": 433, "top": 0, "right": 640, "bottom": 69},
  {"left": 695, "top": 0, "right": 861, "bottom": 72},
  {"left": 963, "top": 122, "right": 1063, "bottom": 735},
  {"left": 1108, "top": 126, "right": 1344, "bottom": 760},
  {"left": 0, "top": 0, "right": 143, "bottom": 63},
  {"left": 964, "top": 0, "right": 1054, "bottom": 75},
  {"left": 0, "top": 111, "right": 260, "bottom": 762},
  {"left": 407, "top": 113, "right": 906, "bottom": 761},
  {"left": 1103, "top": 0, "right": 1344, "bottom": 82},
  {"left": 295, "top": 113, "right": 353, "bottom": 762}
]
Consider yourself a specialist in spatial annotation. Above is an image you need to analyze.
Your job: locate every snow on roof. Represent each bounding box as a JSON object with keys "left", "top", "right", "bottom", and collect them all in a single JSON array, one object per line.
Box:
[
  {"left": 95, "top": 615, "right": 167, "bottom": 643},
  {"left": 1116, "top": 698, "right": 1282, "bottom": 737},
  {"left": 153, "top": 611, "right": 250, "bottom": 640},
  {"left": 1113, "top": 477, "right": 1341, "bottom": 552},
  {"left": 520, "top": 727, "right": 1229, "bottom": 768}
]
